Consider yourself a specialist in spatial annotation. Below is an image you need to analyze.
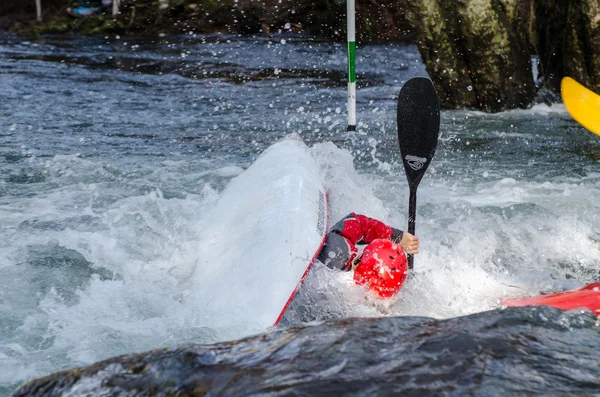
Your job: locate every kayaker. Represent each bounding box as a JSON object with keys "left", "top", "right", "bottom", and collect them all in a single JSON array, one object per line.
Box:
[{"left": 317, "top": 213, "right": 419, "bottom": 298}]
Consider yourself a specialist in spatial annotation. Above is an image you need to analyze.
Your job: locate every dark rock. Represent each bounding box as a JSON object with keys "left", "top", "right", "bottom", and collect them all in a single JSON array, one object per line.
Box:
[
  {"left": 12, "top": 307, "right": 600, "bottom": 396},
  {"left": 534, "top": 0, "right": 600, "bottom": 93}
]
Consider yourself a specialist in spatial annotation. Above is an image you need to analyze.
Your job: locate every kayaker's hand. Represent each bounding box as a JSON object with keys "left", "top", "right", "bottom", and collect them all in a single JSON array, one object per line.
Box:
[{"left": 400, "top": 232, "right": 419, "bottom": 255}]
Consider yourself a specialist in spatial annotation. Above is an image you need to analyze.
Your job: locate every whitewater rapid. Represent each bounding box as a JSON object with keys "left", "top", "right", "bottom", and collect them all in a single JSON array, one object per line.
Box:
[{"left": 1, "top": 33, "right": 599, "bottom": 395}]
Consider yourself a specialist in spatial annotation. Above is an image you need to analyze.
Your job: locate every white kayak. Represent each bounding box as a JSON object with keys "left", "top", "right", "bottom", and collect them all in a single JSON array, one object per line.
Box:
[{"left": 192, "top": 134, "right": 329, "bottom": 335}]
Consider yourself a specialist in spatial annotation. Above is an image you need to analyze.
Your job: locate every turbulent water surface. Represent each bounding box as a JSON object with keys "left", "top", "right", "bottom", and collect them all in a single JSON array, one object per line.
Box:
[{"left": 1, "top": 33, "right": 599, "bottom": 395}]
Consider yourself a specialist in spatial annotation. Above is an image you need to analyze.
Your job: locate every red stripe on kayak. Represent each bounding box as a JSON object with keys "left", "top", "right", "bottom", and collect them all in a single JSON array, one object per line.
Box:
[{"left": 274, "top": 190, "right": 330, "bottom": 326}]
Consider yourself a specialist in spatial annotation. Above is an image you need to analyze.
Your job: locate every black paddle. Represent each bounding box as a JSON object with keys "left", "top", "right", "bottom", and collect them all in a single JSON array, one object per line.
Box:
[{"left": 396, "top": 77, "right": 440, "bottom": 269}]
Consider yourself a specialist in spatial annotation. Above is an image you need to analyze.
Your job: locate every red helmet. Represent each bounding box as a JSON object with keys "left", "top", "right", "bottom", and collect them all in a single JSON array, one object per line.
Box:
[{"left": 353, "top": 239, "right": 408, "bottom": 298}]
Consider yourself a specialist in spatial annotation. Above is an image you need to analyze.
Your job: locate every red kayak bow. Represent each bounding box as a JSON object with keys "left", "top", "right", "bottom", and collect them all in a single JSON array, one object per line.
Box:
[{"left": 502, "top": 282, "right": 600, "bottom": 316}]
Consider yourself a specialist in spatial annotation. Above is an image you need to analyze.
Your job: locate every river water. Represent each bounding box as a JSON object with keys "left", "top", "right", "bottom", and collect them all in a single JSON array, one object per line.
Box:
[{"left": 1, "top": 33, "right": 599, "bottom": 395}]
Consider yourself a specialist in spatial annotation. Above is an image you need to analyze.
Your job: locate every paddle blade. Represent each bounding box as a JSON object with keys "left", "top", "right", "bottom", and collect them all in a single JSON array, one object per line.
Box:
[
  {"left": 561, "top": 77, "right": 600, "bottom": 136},
  {"left": 397, "top": 78, "right": 441, "bottom": 189}
]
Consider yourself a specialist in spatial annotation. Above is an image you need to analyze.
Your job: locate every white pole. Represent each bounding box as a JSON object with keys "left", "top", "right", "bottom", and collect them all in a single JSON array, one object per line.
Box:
[
  {"left": 35, "top": 0, "right": 42, "bottom": 21},
  {"left": 347, "top": 0, "right": 356, "bottom": 131},
  {"left": 113, "top": 0, "right": 120, "bottom": 16}
]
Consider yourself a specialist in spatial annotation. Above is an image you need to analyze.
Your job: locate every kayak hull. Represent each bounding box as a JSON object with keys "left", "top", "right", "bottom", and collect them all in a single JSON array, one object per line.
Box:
[{"left": 192, "top": 134, "right": 329, "bottom": 335}]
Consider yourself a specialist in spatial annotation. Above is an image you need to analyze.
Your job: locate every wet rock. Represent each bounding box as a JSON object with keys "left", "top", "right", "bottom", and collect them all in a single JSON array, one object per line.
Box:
[
  {"left": 404, "top": 0, "right": 536, "bottom": 112},
  {"left": 13, "top": 307, "right": 600, "bottom": 396},
  {"left": 534, "top": 0, "right": 600, "bottom": 93}
]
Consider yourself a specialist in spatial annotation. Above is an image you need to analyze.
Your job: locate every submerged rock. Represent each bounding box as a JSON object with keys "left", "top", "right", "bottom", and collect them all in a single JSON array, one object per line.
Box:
[{"left": 13, "top": 307, "right": 600, "bottom": 396}]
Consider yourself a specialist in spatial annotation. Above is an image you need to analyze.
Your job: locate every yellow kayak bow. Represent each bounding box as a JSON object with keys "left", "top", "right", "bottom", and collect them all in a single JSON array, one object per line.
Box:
[{"left": 561, "top": 77, "right": 600, "bottom": 136}]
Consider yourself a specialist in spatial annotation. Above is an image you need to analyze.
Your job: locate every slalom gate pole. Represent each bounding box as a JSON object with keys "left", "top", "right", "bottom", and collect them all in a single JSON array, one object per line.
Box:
[
  {"left": 347, "top": 0, "right": 356, "bottom": 132},
  {"left": 35, "top": 0, "right": 42, "bottom": 21}
]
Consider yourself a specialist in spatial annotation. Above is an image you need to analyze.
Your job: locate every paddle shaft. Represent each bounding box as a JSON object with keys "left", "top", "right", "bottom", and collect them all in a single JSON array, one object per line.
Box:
[{"left": 407, "top": 187, "right": 417, "bottom": 269}]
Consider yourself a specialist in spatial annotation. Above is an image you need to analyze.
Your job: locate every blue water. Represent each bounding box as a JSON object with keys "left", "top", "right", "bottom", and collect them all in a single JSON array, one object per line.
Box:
[{"left": 1, "top": 33, "right": 599, "bottom": 395}]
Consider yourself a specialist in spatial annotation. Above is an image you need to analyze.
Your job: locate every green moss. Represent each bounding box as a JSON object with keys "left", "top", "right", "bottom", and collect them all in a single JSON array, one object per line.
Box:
[{"left": 35, "top": 21, "right": 73, "bottom": 34}]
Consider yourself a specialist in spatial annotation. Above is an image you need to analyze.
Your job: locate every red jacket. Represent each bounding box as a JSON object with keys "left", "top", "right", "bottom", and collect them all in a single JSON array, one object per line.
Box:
[{"left": 317, "top": 213, "right": 403, "bottom": 270}]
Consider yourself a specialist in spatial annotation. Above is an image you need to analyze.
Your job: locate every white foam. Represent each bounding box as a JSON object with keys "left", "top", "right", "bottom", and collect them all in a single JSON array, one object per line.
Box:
[
  {"left": 458, "top": 103, "right": 568, "bottom": 118},
  {"left": 291, "top": 140, "right": 600, "bottom": 322},
  {"left": 3, "top": 137, "right": 600, "bottom": 389}
]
